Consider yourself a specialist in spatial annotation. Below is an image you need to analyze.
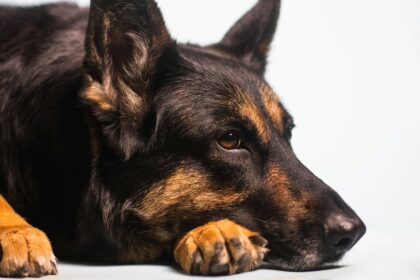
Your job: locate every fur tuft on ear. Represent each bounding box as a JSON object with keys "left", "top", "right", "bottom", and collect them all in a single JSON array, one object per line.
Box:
[
  {"left": 82, "top": 0, "right": 176, "bottom": 159},
  {"left": 212, "top": 0, "right": 281, "bottom": 75}
]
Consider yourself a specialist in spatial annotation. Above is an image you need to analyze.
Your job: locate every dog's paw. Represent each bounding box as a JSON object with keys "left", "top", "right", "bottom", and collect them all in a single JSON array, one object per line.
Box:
[
  {"left": 174, "top": 219, "right": 268, "bottom": 275},
  {"left": 0, "top": 225, "right": 57, "bottom": 277}
]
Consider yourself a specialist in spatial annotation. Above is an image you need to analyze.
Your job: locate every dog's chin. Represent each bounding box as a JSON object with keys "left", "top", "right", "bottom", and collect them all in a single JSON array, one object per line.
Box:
[{"left": 265, "top": 251, "right": 345, "bottom": 272}]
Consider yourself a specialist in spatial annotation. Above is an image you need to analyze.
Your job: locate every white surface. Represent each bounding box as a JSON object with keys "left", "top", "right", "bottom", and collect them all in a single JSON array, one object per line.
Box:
[{"left": 7, "top": 230, "right": 417, "bottom": 280}]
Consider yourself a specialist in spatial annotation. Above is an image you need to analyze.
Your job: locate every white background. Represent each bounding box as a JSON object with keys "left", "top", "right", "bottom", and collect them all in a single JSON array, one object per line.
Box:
[{"left": 1, "top": 0, "right": 419, "bottom": 278}]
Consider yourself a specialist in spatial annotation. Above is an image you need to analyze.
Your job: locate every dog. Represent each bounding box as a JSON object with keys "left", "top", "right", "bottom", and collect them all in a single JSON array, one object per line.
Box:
[{"left": 0, "top": 0, "right": 366, "bottom": 277}]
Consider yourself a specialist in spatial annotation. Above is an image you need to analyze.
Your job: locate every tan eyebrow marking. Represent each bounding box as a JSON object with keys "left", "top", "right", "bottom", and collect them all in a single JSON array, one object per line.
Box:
[
  {"left": 261, "top": 84, "right": 283, "bottom": 132},
  {"left": 230, "top": 85, "right": 269, "bottom": 144},
  {"left": 240, "top": 103, "right": 269, "bottom": 143}
]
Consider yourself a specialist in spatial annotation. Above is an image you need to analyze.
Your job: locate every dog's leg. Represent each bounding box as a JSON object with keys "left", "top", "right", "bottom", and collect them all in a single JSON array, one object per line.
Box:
[
  {"left": 0, "top": 195, "right": 57, "bottom": 277},
  {"left": 174, "top": 219, "right": 268, "bottom": 275}
]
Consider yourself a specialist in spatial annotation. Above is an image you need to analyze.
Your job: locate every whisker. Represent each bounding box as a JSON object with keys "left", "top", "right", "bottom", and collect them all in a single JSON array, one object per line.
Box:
[{"left": 257, "top": 218, "right": 270, "bottom": 224}]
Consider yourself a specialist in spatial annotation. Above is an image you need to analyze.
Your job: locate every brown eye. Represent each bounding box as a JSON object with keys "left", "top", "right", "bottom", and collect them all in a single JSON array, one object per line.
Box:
[{"left": 217, "top": 132, "right": 241, "bottom": 150}]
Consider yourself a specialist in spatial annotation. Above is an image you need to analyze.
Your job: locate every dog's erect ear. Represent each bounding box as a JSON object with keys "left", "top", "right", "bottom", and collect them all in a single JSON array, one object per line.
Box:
[
  {"left": 82, "top": 0, "right": 176, "bottom": 159},
  {"left": 212, "top": 0, "right": 281, "bottom": 75}
]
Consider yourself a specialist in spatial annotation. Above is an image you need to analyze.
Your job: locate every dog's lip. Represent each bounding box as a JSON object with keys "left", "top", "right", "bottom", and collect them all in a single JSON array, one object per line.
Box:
[
  {"left": 263, "top": 259, "right": 341, "bottom": 272},
  {"left": 263, "top": 250, "right": 345, "bottom": 272},
  {"left": 262, "top": 260, "right": 343, "bottom": 272}
]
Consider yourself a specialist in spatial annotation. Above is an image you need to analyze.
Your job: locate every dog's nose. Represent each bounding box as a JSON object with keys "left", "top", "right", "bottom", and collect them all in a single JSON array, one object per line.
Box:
[{"left": 324, "top": 214, "right": 366, "bottom": 254}]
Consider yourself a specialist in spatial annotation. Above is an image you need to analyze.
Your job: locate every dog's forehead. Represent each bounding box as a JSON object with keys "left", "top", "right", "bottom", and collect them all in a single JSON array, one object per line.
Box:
[{"left": 174, "top": 44, "right": 285, "bottom": 138}]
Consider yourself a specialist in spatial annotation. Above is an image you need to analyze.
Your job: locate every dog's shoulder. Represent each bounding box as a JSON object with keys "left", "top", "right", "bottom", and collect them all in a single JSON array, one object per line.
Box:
[
  {"left": 0, "top": 3, "right": 89, "bottom": 128},
  {"left": 0, "top": 3, "right": 88, "bottom": 94},
  {"left": 0, "top": 3, "right": 88, "bottom": 50}
]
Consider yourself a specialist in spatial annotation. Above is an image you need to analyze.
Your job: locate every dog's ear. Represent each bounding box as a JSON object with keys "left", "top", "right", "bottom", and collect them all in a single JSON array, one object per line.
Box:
[
  {"left": 82, "top": 0, "right": 176, "bottom": 159},
  {"left": 212, "top": 0, "right": 281, "bottom": 75}
]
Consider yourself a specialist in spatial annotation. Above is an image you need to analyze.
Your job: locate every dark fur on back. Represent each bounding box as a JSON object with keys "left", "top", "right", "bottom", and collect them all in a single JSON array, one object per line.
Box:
[
  {"left": 0, "top": 0, "right": 365, "bottom": 270},
  {"left": 0, "top": 3, "right": 91, "bottom": 257}
]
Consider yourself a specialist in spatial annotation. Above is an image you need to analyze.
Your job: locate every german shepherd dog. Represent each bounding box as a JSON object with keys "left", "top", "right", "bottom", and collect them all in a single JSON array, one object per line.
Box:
[{"left": 0, "top": 0, "right": 366, "bottom": 277}]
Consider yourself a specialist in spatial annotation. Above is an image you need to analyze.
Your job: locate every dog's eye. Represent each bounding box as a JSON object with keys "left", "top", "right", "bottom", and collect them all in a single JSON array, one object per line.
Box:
[{"left": 217, "top": 132, "right": 241, "bottom": 150}]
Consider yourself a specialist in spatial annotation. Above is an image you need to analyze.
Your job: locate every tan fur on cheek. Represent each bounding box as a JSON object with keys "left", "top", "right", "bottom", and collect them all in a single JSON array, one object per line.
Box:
[
  {"left": 137, "top": 167, "right": 245, "bottom": 220},
  {"left": 266, "top": 166, "right": 310, "bottom": 223}
]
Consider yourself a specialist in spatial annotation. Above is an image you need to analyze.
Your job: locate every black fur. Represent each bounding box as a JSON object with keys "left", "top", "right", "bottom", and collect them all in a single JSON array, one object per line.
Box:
[{"left": 0, "top": 0, "right": 365, "bottom": 272}]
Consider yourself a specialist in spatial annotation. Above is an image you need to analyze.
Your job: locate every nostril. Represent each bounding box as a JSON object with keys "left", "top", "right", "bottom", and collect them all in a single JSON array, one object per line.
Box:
[
  {"left": 334, "top": 237, "right": 353, "bottom": 249},
  {"left": 326, "top": 231, "right": 355, "bottom": 253},
  {"left": 324, "top": 214, "right": 366, "bottom": 253}
]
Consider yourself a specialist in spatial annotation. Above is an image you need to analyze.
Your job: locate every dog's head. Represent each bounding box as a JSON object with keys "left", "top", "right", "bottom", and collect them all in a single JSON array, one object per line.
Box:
[{"left": 81, "top": 0, "right": 366, "bottom": 270}]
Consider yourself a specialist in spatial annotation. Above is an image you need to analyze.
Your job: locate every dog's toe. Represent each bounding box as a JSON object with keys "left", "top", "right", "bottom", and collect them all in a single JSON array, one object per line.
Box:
[
  {"left": 174, "top": 219, "right": 268, "bottom": 275},
  {"left": 0, "top": 226, "right": 57, "bottom": 277}
]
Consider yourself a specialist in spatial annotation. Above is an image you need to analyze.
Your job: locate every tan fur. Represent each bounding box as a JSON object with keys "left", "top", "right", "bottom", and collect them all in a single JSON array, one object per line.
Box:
[
  {"left": 0, "top": 196, "right": 28, "bottom": 228},
  {"left": 261, "top": 84, "right": 283, "bottom": 132},
  {"left": 230, "top": 85, "right": 269, "bottom": 143},
  {"left": 83, "top": 81, "right": 115, "bottom": 111},
  {"left": 266, "top": 166, "right": 310, "bottom": 223},
  {"left": 240, "top": 103, "right": 269, "bottom": 143},
  {"left": 83, "top": 76, "right": 144, "bottom": 118},
  {"left": 138, "top": 167, "right": 245, "bottom": 220},
  {"left": 174, "top": 219, "right": 267, "bottom": 275},
  {"left": 0, "top": 195, "right": 57, "bottom": 277}
]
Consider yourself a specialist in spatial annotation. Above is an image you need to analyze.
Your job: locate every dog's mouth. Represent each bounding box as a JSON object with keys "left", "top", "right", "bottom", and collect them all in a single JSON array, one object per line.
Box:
[
  {"left": 264, "top": 259, "right": 344, "bottom": 272},
  {"left": 263, "top": 245, "right": 346, "bottom": 271},
  {"left": 265, "top": 254, "right": 345, "bottom": 271}
]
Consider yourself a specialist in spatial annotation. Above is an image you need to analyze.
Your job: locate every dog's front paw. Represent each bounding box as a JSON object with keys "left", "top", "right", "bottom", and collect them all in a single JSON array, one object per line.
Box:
[
  {"left": 174, "top": 219, "right": 268, "bottom": 275},
  {"left": 0, "top": 225, "right": 57, "bottom": 277}
]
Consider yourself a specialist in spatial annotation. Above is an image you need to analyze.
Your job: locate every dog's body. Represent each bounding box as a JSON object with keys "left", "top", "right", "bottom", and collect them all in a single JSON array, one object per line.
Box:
[
  {"left": 0, "top": 0, "right": 366, "bottom": 277},
  {"left": 0, "top": 3, "right": 95, "bottom": 261}
]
